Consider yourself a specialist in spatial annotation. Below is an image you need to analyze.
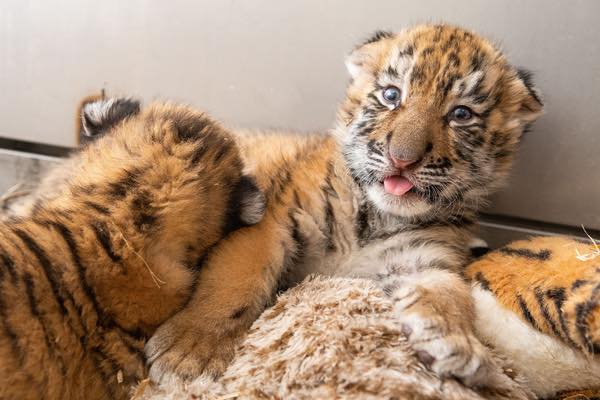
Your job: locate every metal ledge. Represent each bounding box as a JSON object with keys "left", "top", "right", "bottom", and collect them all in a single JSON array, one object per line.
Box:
[{"left": 479, "top": 213, "right": 599, "bottom": 248}]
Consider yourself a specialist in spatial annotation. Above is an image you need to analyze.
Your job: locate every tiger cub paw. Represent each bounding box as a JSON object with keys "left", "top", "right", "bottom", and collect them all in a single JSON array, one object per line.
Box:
[
  {"left": 385, "top": 278, "right": 496, "bottom": 387},
  {"left": 145, "top": 311, "right": 236, "bottom": 383}
]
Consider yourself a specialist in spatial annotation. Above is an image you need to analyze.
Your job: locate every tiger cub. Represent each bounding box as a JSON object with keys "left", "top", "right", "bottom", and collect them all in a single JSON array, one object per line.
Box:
[
  {"left": 145, "top": 24, "right": 543, "bottom": 388},
  {"left": 0, "top": 99, "right": 265, "bottom": 400}
]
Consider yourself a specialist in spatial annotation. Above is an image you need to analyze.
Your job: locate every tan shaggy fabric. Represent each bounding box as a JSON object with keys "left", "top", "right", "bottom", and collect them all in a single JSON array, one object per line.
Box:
[{"left": 133, "top": 276, "right": 531, "bottom": 400}]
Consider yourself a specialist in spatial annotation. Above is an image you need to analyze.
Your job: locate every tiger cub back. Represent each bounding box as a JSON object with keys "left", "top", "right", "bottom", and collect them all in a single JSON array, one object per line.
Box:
[{"left": 0, "top": 98, "right": 264, "bottom": 400}]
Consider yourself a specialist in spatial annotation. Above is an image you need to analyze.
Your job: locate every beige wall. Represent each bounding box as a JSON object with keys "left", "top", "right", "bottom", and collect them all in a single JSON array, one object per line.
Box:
[{"left": 1, "top": 0, "right": 599, "bottom": 229}]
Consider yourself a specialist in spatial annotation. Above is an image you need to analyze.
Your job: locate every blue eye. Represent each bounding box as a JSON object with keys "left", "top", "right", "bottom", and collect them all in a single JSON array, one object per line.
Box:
[
  {"left": 381, "top": 86, "right": 401, "bottom": 105},
  {"left": 449, "top": 106, "right": 473, "bottom": 122}
]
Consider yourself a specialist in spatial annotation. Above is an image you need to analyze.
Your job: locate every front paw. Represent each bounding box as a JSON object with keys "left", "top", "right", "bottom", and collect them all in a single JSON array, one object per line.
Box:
[
  {"left": 145, "top": 312, "right": 236, "bottom": 383},
  {"left": 388, "top": 283, "right": 494, "bottom": 387}
]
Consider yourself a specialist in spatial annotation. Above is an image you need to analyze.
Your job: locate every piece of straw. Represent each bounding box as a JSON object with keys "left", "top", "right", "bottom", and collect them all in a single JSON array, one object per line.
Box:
[
  {"left": 115, "top": 226, "right": 166, "bottom": 288},
  {"left": 575, "top": 225, "right": 600, "bottom": 261}
]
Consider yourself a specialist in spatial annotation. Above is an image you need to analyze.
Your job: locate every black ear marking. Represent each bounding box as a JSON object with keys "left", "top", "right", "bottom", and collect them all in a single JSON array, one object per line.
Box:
[
  {"left": 236, "top": 175, "right": 266, "bottom": 226},
  {"left": 359, "top": 30, "right": 394, "bottom": 47},
  {"left": 80, "top": 97, "right": 141, "bottom": 140},
  {"left": 347, "top": 30, "right": 395, "bottom": 79},
  {"left": 516, "top": 67, "right": 543, "bottom": 106},
  {"left": 469, "top": 237, "right": 490, "bottom": 259},
  {"left": 222, "top": 175, "right": 266, "bottom": 235}
]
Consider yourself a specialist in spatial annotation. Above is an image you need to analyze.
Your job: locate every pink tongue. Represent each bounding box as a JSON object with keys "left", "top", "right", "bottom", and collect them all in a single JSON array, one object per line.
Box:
[{"left": 383, "top": 176, "right": 414, "bottom": 196}]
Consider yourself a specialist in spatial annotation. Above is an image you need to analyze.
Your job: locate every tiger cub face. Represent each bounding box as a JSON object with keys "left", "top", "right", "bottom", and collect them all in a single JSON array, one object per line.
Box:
[{"left": 337, "top": 24, "right": 543, "bottom": 219}]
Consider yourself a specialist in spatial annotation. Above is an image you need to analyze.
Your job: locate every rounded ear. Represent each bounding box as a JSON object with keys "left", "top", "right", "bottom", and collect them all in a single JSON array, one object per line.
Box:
[
  {"left": 345, "top": 30, "right": 394, "bottom": 79},
  {"left": 79, "top": 97, "right": 141, "bottom": 141},
  {"left": 511, "top": 68, "right": 544, "bottom": 125}
]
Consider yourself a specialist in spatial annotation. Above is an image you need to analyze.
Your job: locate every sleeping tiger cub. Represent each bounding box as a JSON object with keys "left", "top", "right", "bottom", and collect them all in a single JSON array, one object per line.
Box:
[
  {"left": 145, "top": 23, "right": 543, "bottom": 388},
  {"left": 0, "top": 99, "right": 265, "bottom": 399}
]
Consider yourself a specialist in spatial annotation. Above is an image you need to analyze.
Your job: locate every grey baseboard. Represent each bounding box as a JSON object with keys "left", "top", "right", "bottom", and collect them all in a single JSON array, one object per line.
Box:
[{"left": 479, "top": 213, "right": 599, "bottom": 248}]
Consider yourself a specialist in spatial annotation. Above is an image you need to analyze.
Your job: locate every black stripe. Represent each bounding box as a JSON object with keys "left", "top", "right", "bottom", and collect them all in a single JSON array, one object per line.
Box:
[
  {"left": 385, "top": 131, "right": 393, "bottom": 145},
  {"left": 355, "top": 201, "right": 372, "bottom": 244},
  {"left": 107, "top": 168, "right": 141, "bottom": 199},
  {"left": 421, "top": 46, "right": 434, "bottom": 57},
  {"left": 575, "top": 284, "right": 600, "bottom": 354},
  {"left": 13, "top": 229, "right": 69, "bottom": 317},
  {"left": 292, "top": 190, "right": 302, "bottom": 210},
  {"left": 407, "top": 237, "right": 450, "bottom": 249},
  {"left": 575, "top": 298, "right": 598, "bottom": 353},
  {"left": 367, "top": 139, "right": 384, "bottom": 157},
  {"left": 453, "top": 141, "right": 473, "bottom": 163},
  {"left": 268, "top": 166, "right": 293, "bottom": 205},
  {"left": 399, "top": 45, "right": 414, "bottom": 57},
  {"left": 290, "top": 213, "right": 306, "bottom": 266},
  {"left": 131, "top": 190, "right": 158, "bottom": 232},
  {"left": 0, "top": 249, "right": 18, "bottom": 284},
  {"left": 323, "top": 199, "right": 336, "bottom": 252},
  {"left": 189, "top": 141, "right": 208, "bottom": 165},
  {"left": 0, "top": 277, "right": 40, "bottom": 388},
  {"left": 230, "top": 306, "right": 248, "bottom": 320},
  {"left": 91, "top": 222, "right": 122, "bottom": 262},
  {"left": 472, "top": 93, "right": 489, "bottom": 104},
  {"left": 493, "top": 149, "right": 511, "bottom": 159},
  {"left": 546, "top": 287, "right": 579, "bottom": 348},
  {"left": 0, "top": 286, "right": 22, "bottom": 363},
  {"left": 410, "top": 64, "right": 425, "bottom": 85},
  {"left": 352, "top": 118, "right": 377, "bottom": 137},
  {"left": 517, "top": 294, "right": 539, "bottom": 330},
  {"left": 278, "top": 212, "right": 307, "bottom": 293},
  {"left": 16, "top": 223, "right": 92, "bottom": 360},
  {"left": 83, "top": 201, "right": 111, "bottom": 215},
  {"left": 474, "top": 272, "right": 491, "bottom": 292},
  {"left": 419, "top": 170, "right": 447, "bottom": 177},
  {"left": 57, "top": 222, "right": 145, "bottom": 339},
  {"left": 49, "top": 221, "right": 146, "bottom": 369},
  {"left": 440, "top": 74, "right": 458, "bottom": 100},
  {"left": 534, "top": 287, "right": 561, "bottom": 337},
  {"left": 49, "top": 222, "right": 112, "bottom": 326},
  {"left": 213, "top": 140, "right": 232, "bottom": 163},
  {"left": 321, "top": 164, "right": 338, "bottom": 252},
  {"left": 498, "top": 247, "right": 551, "bottom": 261},
  {"left": 572, "top": 279, "right": 589, "bottom": 291},
  {"left": 189, "top": 249, "right": 210, "bottom": 273},
  {"left": 22, "top": 272, "right": 67, "bottom": 376},
  {"left": 447, "top": 52, "right": 460, "bottom": 68},
  {"left": 385, "top": 66, "right": 400, "bottom": 79},
  {"left": 89, "top": 345, "right": 119, "bottom": 400},
  {"left": 172, "top": 112, "right": 211, "bottom": 142},
  {"left": 470, "top": 52, "right": 485, "bottom": 72}
]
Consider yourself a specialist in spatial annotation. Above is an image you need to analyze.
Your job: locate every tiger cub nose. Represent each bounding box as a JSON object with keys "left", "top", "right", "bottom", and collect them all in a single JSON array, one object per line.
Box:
[{"left": 390, "top": 156, "right": 419, "bottom": 169}]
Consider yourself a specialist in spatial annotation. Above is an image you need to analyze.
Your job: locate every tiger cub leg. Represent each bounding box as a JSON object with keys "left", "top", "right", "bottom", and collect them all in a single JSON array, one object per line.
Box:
[
  {"left": 382, "top": 269, "right": 509, "bottom": 388},
  {"left": 145, "top": 215, "right": 284, "bottom": 381}
]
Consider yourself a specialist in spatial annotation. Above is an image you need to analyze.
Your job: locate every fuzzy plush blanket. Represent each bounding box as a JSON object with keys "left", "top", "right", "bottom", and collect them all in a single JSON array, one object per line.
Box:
[{"left": 133, "top": 276, "right": 532, "bottom": 400}]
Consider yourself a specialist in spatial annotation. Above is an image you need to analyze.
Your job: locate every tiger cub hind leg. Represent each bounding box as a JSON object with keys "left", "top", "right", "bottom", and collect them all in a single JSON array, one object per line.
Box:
[{"left": 0, "top": 97, "right": 265, "bottom": 400}]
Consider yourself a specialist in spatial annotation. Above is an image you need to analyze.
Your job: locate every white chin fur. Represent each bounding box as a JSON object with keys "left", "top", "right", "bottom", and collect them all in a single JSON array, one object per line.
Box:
[{"left": 366, "top": 184, "right": 432, "bottom": 217}]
